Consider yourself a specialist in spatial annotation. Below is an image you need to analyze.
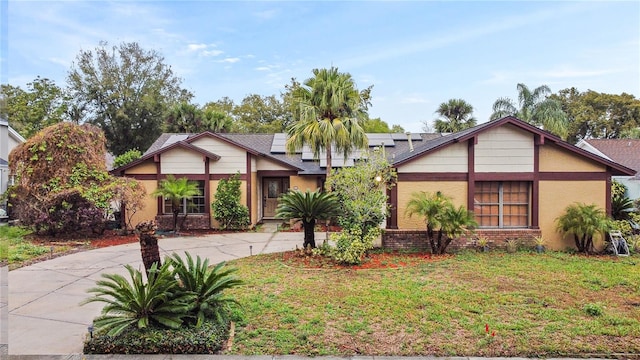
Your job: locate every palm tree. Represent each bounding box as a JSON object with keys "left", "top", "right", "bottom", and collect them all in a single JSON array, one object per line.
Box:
[
  {"left": 433, "top": 99, "right": 477, "bottom": 133},
  {"left": 405, "top": 191, "right": 477, "bottom": 254},
  {"left": 81, "top": 262, "right": 194, "bottom": 336},
  {"left": 168, "top": 252, "right": 243, "bottom": 328},
  {"left": 275, "top": 189, "right": 340, "bottom": 249},
  {"left": 490, "top": 83, "right": 569, "bottom": 139},
  {"left": 555, "top": 203, "right": 612, "bottom": 254},
  {"left": 285, "top": 67, "right": 370, "bottom": 186},
  {"left": 152, "top": 175, "right": 201, "bottom": 233}
]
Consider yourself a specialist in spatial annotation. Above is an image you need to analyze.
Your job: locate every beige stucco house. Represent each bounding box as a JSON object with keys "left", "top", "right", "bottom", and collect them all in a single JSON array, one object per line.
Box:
[{"left": 112, "top": 116, "right": 635, "bottom": 250}]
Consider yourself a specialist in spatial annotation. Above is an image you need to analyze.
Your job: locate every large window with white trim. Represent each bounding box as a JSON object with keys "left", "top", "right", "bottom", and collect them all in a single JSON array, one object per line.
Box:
[
  {"left": 474, "top": 181, "right": 530, "bottom": 228},
  {"left": 163, "top": 180, "right": 206, "bottom": 214}
]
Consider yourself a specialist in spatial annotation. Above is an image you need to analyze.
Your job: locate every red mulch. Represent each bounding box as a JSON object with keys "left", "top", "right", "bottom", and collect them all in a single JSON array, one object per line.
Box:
[{"left": 280, "top": 249, "right": 451, "bottom": 270}]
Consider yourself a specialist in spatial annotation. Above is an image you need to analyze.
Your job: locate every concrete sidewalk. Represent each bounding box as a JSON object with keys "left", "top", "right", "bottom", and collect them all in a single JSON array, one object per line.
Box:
[{"left": 8, "top": 229, "right": 319, "bottom": 355}]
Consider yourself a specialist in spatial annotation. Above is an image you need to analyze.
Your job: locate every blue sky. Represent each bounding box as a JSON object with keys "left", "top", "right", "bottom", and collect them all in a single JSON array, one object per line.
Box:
[{"left": 3, "top": 1, "right": 639, "bottom": 133}]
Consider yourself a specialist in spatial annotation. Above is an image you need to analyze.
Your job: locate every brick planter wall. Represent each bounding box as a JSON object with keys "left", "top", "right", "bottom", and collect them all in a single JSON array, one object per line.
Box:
[
  {"left": 155, "top": 214, "right": 210, "bottom": 231},
  {"left": 382, "top": 228, "right": 542, "bottom": 252}
]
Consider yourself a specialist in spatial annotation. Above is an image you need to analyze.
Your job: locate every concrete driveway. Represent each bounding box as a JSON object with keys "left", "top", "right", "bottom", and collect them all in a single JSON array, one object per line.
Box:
[{"left": 8, "top": 229, "right": 317, "bottom": 355}]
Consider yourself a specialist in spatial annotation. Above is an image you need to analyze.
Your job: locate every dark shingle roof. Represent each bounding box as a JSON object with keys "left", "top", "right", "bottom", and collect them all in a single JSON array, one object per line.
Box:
[
  {"left": 0, "top": 158, "right": 7, "bottom": 167},
  {"left": 585, "top": 139, "right": 640, "bottom": 173}
]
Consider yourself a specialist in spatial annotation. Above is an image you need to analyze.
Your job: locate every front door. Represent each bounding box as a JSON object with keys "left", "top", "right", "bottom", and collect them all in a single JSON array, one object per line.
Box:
[{"left": 263, "top": 177, "right": 289, "bottom": 218}]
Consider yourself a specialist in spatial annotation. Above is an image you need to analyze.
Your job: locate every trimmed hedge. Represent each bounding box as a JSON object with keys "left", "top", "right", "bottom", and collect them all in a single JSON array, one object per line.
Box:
[{"left": 83, "top": 320, "right": 230, "bottom": 354}]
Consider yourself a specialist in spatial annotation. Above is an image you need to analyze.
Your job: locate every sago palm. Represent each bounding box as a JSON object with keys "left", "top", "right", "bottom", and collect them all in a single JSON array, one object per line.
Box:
[
  {"left": 275, "top": 189, "right": 340, "bottom": 248},
  {"left": 434, "top": 98, "right": 477, "bottom": 133},
  {"left": 490, "top": 83, "right": 568, "bottom": 139},
  {"left": 168, "top": 252, "right": 243, "bottom": 328},
  {"left": 81, "top": 262, "right": 194, "bottom": 336},
  {"left": 152, "top": 175, "right": 201, "bottom": 232},
  {"left": 555, "top": 203, "right": 612, "bottom": 254},
  {"left": 286, "top": 67, "right": 370, "bottom": 186}
]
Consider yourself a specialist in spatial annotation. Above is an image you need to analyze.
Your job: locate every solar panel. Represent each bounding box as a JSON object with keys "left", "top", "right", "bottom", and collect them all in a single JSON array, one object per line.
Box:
[{"left": 270, "top": 133, "right": 288, "bottom": 153}]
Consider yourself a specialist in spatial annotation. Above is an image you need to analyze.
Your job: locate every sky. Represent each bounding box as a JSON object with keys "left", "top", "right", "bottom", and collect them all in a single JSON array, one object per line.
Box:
[{"left": 1, "top": 1, "right": 639, "bottom": 133}]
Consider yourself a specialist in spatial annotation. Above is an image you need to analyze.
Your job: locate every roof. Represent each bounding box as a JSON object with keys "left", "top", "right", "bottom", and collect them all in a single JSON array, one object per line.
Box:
[
  {"left": 0, "top": 158, "right": 7, "bottom": 167},
  {"left": 113, "top": 117, "right": 636, "bottom": 177},
  {"left": 583, "top": 139, "right": 640, "bottom": 174}
]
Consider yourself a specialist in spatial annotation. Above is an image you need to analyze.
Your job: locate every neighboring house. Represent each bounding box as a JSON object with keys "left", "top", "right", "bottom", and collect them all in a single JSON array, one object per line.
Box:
[
  {"left": 0, "top": 118, "right": 26, "bottom": 215},
  {"left": 576, "top": 139, "right": 640, "bottom": 200},
  {"left": 112, "top": 116, "right": 635, "bottom": 250}
]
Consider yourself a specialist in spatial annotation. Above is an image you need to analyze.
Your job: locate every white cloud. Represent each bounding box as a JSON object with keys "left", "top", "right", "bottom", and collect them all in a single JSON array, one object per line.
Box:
[
  {"left": 253, "top": 9, "right": 279, "bottom": 20},
  {"left": 188, "top": 44, "right": 208, "bottom": 52},
  {"left": 202, "top": 50, "right": 224, "bottom": 57},
  {"left": 219, "top": 58, "right": 240, "bottom": 64}
]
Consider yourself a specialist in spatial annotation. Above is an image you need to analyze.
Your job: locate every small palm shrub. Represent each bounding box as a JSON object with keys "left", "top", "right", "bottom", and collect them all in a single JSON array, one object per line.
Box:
[
  {"left": 168, "top": 252, "right": 243, "bottom": 327},
  {"left": 555, "top": 203, "right": 612, "bottom": 254},
  {"left": 81, "top": 262, "right": 194, "bottom": 336}
]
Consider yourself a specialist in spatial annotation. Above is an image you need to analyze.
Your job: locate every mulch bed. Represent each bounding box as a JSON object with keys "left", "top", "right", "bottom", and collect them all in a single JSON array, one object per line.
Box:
[{"left": 280, "top": 249, "right": 451, "bottom": 270}]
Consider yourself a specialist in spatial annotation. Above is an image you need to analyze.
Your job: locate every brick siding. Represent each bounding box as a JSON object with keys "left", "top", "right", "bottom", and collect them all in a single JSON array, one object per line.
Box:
[
  {"left": 382, "top": 228, "right": 542, "bottom": 252},
  {"left": 155, "top": 214, "right": 210, "bottom": 230}
]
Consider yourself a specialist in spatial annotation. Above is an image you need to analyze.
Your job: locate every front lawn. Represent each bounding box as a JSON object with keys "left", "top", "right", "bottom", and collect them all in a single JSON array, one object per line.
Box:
[{"left": 227, "top": 250, "right": 640, "bottom": 357}]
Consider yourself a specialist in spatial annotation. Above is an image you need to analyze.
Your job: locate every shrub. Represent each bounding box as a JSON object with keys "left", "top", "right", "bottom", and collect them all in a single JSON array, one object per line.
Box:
[
  {"left": 212, "top": 173, "right": 250, "bottom": 230},
  {"left": 84, "top": 319, "right": 229, "bottom": 354},
  {"left": 112, "top": 149, "right": 142, "bottom": 169},
  {"left": 327, "top": 227, "right": 379, "bottom": 265},
  {"left": 583, "top": 303, "right": 603, "bottom": 316}
]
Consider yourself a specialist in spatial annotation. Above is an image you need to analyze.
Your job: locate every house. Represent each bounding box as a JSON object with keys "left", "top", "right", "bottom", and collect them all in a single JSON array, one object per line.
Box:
[
  {"left": 576, "top": 139, "right": 640, "bottom": 200},
  {"left": 112, "top": 116, "right": 635, "bottom": 250},
  {"left": 0, "top": 118, "right": 26, "bottom": 215}
]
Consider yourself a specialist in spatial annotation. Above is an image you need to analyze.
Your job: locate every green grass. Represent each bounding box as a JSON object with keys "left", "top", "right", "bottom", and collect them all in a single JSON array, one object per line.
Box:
[
  {"left": 226, "top": 250, "right": 640, "bottom": 357},
  {"left": 0, "top": 226, "right": 49, "bottom": 266}
]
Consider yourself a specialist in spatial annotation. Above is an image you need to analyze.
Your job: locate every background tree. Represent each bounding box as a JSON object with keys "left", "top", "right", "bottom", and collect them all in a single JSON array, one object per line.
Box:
[
  {"left": 433, "top": 98, "right": 477, "bottom": 133},
  {"left": 152, "top": 175, "right": 201, "bottom": 233},
  {"left": 550, "top": 88, "right": 640, "bottom": 143},
  {"left": 491, "top": 83, "right": 568, "bottom": 139},
  {"left": 7, "top": 122, "right": 142, "bottom": 235},
  {"left": 67, "top": 41, "right": 190, "bottom": 155},
  {"left": 275, "top": 189, "right": 340, "bottom": 249},
  {"left": 286, "top": 67, "right": 371, "bottom": 184},
  {"left": 211, "top": 173, "right": 250, "bottom": 230},
  {"left": 231, "top": 94, "right": 291, "bottom": 133},
  {"left": 362, "top": 117, "right": 405, "bottom": 133},
  {"left": 0, "top": 77, "right": 70, "bottom": 138},
  {"left": 112, "top": 149, "right": 142, "bottom": 169}
]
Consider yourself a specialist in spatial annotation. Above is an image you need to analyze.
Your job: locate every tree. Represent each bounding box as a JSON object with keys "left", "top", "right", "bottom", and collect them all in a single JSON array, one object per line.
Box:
[
  {"left": 285, "top": 67, "right": 371, "bottom": 185},
  {"left": 550, "top": 88, "right": 640, "bottom": 143},
  {"left": 362, "top": 117, "right": 405, "bottom": 133},
  {"left": 67, "top": 41, "right": 190, "bottom": 156},
  {"left": 7, "top": 122, "right": 140, "bottom": 236},
  {"left": 405, "top": 191, "right": 477, "bottom": 254},
  {"left": 555, "top": 203, "right": 612, "bottom": 254},
  {"left": 0, "top": 77, "right": 70, "bottom": 138},
  {"left": 433, "top": 99, "right": 477, "bottom": 133},
  {"left": 112, "top": 149, "right": 142, "bottom": 169},
  {"left": 109, "top": 177, "right": 146, "bottom": 233},
  {"left": 275, "top": 190, "right": 340, "bottom": 249},
  {"left": 491, "top": 83, "right": 568, "bottom": 139},
  {"left": 211, "top": 173, "right": 250, "bottom": 230},
  {"left": 231, "top": 94, "right": 292, "bottom": 133},
  {"left": 152, "top": 175, "right": 201, "bottom": 233}
]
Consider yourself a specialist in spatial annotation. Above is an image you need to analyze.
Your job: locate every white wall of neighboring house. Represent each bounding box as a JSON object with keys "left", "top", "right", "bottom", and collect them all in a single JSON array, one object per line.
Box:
[
  {"left": 0, "top": 118, "right": 26, "bottom": 213},
  {"left": 576, "top": 139, "right": 640, "bottom": 200}
]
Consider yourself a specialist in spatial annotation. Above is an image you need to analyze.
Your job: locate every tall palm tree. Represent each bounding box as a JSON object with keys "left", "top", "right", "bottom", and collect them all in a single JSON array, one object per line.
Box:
[
  {"left": 490, "top": 83, "right": 569, "bottom": 139},
  {"left": 275, "top": 189, "right": 340, "bottom": 249},
  {"left": 555, "top": 203, "right": 612, "bottom": 254},
  {"left": 433, "top": 99, "right": 477, "bottom": 133},
  {"left": 152, "top": 175, "right": 201, "bottom": 233},
  {"left": 285, "top": 67, "right": 370, "bottom": 186}
]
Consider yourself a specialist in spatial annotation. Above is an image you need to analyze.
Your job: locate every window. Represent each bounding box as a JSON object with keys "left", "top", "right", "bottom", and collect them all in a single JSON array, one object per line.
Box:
[
  {"left": 474, "top": 181, "right": 529, "bottom": 228},
  {"left": 163, "top": 180, "right": 206, "bottom": 214}
]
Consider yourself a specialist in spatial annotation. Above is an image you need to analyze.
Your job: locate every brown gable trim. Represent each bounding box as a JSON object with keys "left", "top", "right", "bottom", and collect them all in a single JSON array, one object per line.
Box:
[
  {"left": 111, "top": 141, "right": 220, "bottom": 175},
  {"left": 538, "top": 172, "right": 608, "bottom": 181},
  {"left": 393, "top": 116, "right": 635, "bottom": 176},
  {"left": 257, "top": 170, "right": 299, "bottom": 177},
  {"left": 124, "top": 173, "right": 250, "bottom": 181},
  {"left": 210, "top": 173, "right": 248, "bottom": 180},
  {"left": 246, "top": 153, "right": 252, "bottom": 220},
  {"left": 398, "top": 173, "right": 468, "bottom": 181},
  {"left": 187, "top": 131, "right": 303, "bottom": 172},
  {"left": 475, "top": 173, "right": 535, "bottom": 181},
  {"left": 387, "top": 185, "right": 398, "bottom": 229}
]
